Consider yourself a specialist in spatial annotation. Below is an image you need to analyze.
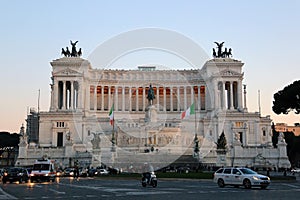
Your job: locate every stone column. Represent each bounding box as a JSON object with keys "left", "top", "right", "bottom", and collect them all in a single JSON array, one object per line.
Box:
[
  {"left": 78, "top": 82, "right": 82, "bottom": 110},
  {"left": 184, "top": 86, "right": 187, "bottom": 110},
  {"left": 156, "top": 86, "right": 159, "bottom": 107},
  {"left": 136, "top": 87, "right": 139, "bottom": 111},
  {"left": 191, "top": 86, "right": 194, "bottom": 106},
  {"left": 70, "top": 81, "right": 74, "bottom": 110},
  {"left": 237, "top": 81, "right": 242, "bottom": 109},
  {"left": 62, "top": 81, "right": 66, "bottom": 110},
  {"left": 170, "top": 87, "right": 173, "bottom": 111},
  {"left": 108, "top": 86, "right": 111, "bottom": 110},
  {"left": 50, "top": 84, "right": 54, "bottom": 111},
  {"left": 177, "top": 87, "right": 180, "bottom": 111},
  {"left": 122, "top": 86, "right": 125, "bottom": 111},
  {"left": 198, "top": 86, "right": 201, "bottom": 111},
  {"left": 54, "top": 81, "right": 58, "bottom": 110},
  {"left": 163, "top": 87, "right": 166, "bottom": 111},
  {"left": 230, "top": 82, "right": 234, "bottom": 110},
  {"left": 86, "top": 84, "right": 90, "bottom": 111},
  {"left": 129, "top": 87, "right": 132, "bottom": 111},
  {"left": 223, "top": 82, "right": 226, "bottom": 110},
  {"left": 143, "top": 87, "right": 145, "bottom": 111},
  {"left": 94, "top": 85, "right": 97, "bottom": 111},
  {"left": 101, "top": 86, "right": 104, "bottom": 111},
  {"left": 115, "top": 86, "right": 118, "bottom": 111},
  {"left": 214, "top": 81, "right": 218, "bottom": 109}
]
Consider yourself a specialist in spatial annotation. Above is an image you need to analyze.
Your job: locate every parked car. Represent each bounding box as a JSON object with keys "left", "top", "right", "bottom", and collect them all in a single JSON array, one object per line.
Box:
[
  {"left": 95, "top": 169, "right": 109, "bottom": 176},
  {"left": 2, "top": 167, "right": 30, "bottom": 184},
  {"left": 213, "top": 167, "right": 270, "bottom": 189},
  {"left": 56, "top": 169, "right": 64, "bottom": 177},
  {"left": 88, "top": 168, "right": 97, "bottom": 177},
  {"left": 79, "top": 168, "right": 88, "bottom": 177},
  {"left": 63, "top": 168, "right": 75, "bottom": 177},
  {"left": 291, "top": 168, "right": 300, "bottom": 173}
]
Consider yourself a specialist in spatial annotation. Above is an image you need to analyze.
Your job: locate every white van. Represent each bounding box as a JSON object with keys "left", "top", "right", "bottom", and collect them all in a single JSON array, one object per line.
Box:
[{"left": 30, "top": 159, "right": 56, "bottom": 182}]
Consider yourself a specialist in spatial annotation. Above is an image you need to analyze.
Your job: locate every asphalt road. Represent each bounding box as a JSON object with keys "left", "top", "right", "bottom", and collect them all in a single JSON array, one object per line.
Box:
[{"left": 1, "top": 177, "right": 300, "bottom": 199}]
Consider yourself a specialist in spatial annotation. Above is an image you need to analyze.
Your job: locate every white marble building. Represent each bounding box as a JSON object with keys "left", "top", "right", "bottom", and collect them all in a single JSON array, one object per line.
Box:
[{"left": 16, "top": 53, "right": 290, "bottom": 170}]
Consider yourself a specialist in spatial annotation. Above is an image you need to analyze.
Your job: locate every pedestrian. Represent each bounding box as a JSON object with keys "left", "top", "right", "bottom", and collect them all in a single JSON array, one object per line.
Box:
[{"left": 74, "top": 160, "right": 79, "bottom": 179}]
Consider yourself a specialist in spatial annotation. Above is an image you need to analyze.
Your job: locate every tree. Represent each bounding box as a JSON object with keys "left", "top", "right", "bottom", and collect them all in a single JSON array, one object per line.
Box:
[
  {"left": 216, "top": 132, "right": 227, "bottom": 150},
  {"left": 0, "top": 132, "right": 19, "bottom": 147},
  {"left": 272, "top": 80, "right": 300, "bottom": 115},
  {"left": 0, "top": 132, "right": 20, "bottom": 166}
]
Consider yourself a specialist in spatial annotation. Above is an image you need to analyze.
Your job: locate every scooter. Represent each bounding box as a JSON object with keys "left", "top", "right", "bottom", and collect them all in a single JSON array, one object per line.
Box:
[{"left": 141, "top": 172, "right": 157, "bottom": 187}]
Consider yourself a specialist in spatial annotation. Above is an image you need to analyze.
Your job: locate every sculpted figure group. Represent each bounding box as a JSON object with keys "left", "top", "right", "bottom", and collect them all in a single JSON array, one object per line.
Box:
[
  {"left": 213, "top": 42, "right": 232, "bottom": 58},
  {"left": 61, "top": 40, "right": 82, "bottom": 57}
]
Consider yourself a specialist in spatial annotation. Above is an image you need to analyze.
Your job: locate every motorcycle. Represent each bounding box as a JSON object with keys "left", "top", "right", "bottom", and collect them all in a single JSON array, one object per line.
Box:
[{"left": 141, "top": 172, "right": 157, "bottom": 187}]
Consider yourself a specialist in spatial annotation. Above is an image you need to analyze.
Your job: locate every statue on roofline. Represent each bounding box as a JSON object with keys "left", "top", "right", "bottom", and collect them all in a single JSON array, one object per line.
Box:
[
  {"left": 61, "top": 40, "right": 82, "bottom": 57},
  {"left": 213, "top": 42, "right": 232, "bottom": 58}
]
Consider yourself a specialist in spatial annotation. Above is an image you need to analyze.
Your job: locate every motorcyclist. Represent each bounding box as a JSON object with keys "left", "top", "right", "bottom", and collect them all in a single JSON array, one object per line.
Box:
[{"left": 142, "top": 163, "right": 154, "bottom": 183}]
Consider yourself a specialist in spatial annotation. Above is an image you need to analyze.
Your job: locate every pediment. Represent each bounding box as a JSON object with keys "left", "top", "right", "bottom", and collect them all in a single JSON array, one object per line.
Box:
[
  {"left": 53, "top": 68, "right": 82, "bottom": 76},
  {"left": 220, "top": 69, "right": 241, "bottom": 76}
]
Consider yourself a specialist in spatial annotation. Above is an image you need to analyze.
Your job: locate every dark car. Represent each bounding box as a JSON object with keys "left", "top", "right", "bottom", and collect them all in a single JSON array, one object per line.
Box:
[
  {"left": 63, "top": 167, "right": 75, "bottom": 177},
  {"left": 88, "top": 168, "right": 97, "bottom": 177},
  {"left": 2, "top": 167, "right": 30, "bottom": 184}
]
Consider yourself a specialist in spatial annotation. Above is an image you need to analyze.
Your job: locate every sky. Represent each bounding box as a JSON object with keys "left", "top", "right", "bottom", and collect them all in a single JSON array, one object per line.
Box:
[{"left": 0, "top": 0, "right": 299, "bottom": 133}]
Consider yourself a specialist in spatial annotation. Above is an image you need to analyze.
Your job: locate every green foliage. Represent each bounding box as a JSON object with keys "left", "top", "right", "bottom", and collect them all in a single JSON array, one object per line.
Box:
[
  {"left": 216, "top": 132, "right": 227, "bottom": 150},
  {"left": 272, "top": 80, "right": 300, "bottom": 115}
]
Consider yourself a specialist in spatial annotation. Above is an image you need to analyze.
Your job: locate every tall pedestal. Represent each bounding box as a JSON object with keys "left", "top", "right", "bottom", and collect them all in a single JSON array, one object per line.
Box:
[
  {"left": 145, "top": 105, "right": 157, "bottom": 123},
  {"left": 277, "top": 132, "right": 291, "bottom": 168},
  {"left": 91, "top": 149, "right": 101, "bottom": 168},
  {"left": 64, "top": 142, "right": 73, "bottom": 158}
]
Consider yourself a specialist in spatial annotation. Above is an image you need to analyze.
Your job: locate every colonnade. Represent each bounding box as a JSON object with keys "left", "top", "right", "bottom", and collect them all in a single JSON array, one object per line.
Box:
[
  {"left": 53, "top": 80, "right": 80, "bottom": 110},
  {"left": 217, "top": 80, "right": 243, "bottom": 110},
  {"left": 88, "top": 85, "right": 206, "bottom": 112}
]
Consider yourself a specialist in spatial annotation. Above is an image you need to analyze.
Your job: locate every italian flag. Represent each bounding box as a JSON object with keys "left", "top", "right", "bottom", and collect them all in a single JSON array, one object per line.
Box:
[
  {"left": 109, "top": 104, "right": 114, "bottom": 126},
  {"left": 181, "top": 103, "right": 195, "bottom": 119}
]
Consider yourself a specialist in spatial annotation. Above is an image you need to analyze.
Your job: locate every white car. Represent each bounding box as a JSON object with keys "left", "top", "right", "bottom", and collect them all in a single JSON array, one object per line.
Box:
[
  {"left": 213, "top": 167, "right": 270, "bottom": 189},
  {"left": 291, "top": 168, "right": 300, "bottom": 173},
  {"left": 95, "top": 169, "right": 109, "bottom": 175}
]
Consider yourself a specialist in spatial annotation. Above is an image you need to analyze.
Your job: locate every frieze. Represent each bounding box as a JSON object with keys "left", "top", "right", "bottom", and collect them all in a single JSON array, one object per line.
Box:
[
  {"left": 53, "top": 68, "right": 83, "bottom": 76},
  {"left": 220, "top": 69, "right": 241, "bottom": 76}
]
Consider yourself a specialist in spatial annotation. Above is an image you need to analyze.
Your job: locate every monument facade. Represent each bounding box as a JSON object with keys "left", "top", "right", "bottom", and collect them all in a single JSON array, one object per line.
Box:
[{"left": 16, "top": 42, "right": 290, "bottom": 170}]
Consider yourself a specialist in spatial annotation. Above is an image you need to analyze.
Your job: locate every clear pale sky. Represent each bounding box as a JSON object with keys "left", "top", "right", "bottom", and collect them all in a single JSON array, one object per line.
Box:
[{"left": 0, "top": 0, "right": 299, "bottom": 133}]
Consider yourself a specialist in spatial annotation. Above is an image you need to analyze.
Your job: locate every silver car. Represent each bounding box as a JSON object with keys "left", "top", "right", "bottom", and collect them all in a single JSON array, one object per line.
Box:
[{"left": 213, "top": 167, "right": 270, "bottom": 189}]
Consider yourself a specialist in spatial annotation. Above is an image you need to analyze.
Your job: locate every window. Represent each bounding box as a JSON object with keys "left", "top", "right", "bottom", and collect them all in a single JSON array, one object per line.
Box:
[
  {"left": 56, "top": 122, "right": 65, "bottom": 128},
  {"left": 57, "top": 132, "right": 63, "bottom": 147},
  {"left": 235, "top": 122, "right": 243, "bottom": 128},
  {"left": 239, "top": 132, "right": 243, "bottom": 144},
  {"left": 223, "top": 169, "right": 231, "bottom": 174},
  {"left": 232, "top": 168, "right": 239, "bottom": 174},
  {"left": 263, "top": 130, "right": 266, "bottom": 137}
]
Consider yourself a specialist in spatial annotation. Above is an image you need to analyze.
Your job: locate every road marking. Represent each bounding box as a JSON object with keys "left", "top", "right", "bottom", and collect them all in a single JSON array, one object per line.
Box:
[
  {"left": 281, "top": 183, "right": 300, "bottom": 188},
  {"left": 125, "top": 191, "right": 172, "bottom": 195},
  {"left": 0, "top": 187, "right": 17, "bottom": 199},
  {"left": 48, "top": 188, "right": 66, "bottom": 194}
]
